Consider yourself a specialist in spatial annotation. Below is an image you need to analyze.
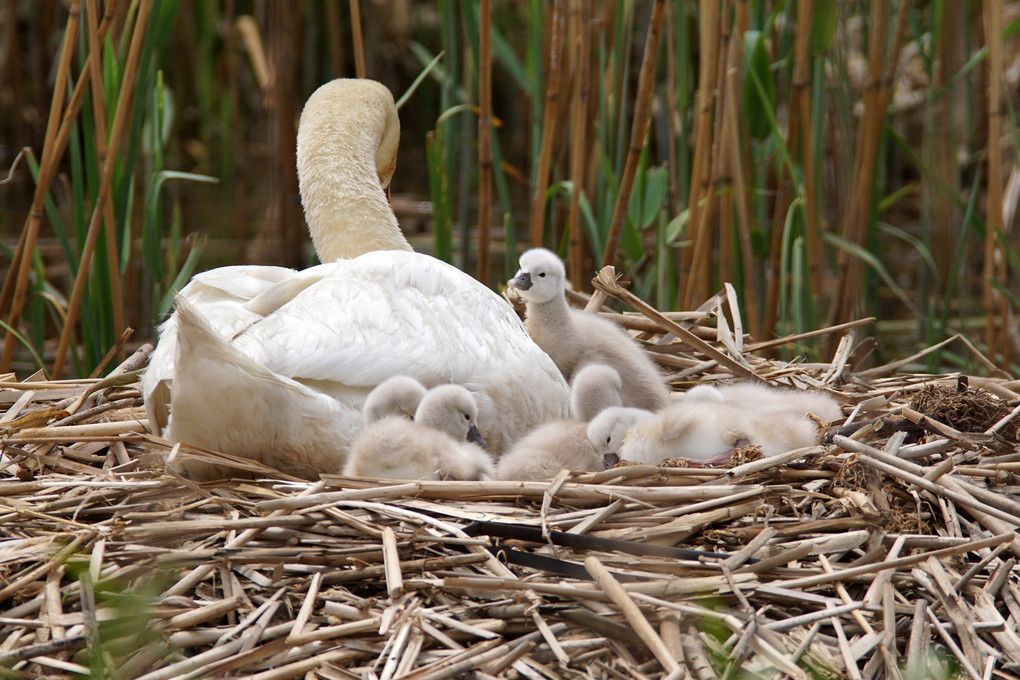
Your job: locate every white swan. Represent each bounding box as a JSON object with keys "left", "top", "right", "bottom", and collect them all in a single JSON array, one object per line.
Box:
[
  {"left": 345, "top": 385, "right": 494, "bottom": 481},
  {"left": 142, "top": 78, "right": 569, "bottom": 479},
  {"left": 496, "top": 364, "right": 624, "bottom": 480},
  {"left": 508, "top": 248, "right": 670, "bottom": 412}
]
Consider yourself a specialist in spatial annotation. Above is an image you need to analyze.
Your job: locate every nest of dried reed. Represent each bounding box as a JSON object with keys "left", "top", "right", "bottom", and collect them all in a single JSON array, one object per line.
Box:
[{"left": 1, "top": 272, "right": 1019, "bottom": 680}]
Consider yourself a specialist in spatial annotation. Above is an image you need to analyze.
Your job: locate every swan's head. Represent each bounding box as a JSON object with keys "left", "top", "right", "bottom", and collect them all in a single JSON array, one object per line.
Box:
[
  {"left": 508, "top": 248, "right": 565, "bottom": 304},
  {"left": 415, "top": 385, "right": 487, "bottom": 450},
  {"left": 297, "top": 78, "right": 410, "bottom": 260},
  {"left": 364, "top": 375, "right": 427, "bottom": 425},
  {"left": 298, "top": 78, "right": 400, "bottom": 188}
]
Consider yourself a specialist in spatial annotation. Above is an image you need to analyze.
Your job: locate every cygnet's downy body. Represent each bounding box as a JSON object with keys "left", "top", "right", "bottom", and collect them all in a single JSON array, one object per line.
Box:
[
  {"left": 597, "top": 382, "right": 842, "bottom": 466},
  {"left": 345, "top": 385, "right": 494, "bottom": 480},
  {"left": 508, "top": 248, "right": 669, "bottom": 413},
  {"left": 496, "top": 364, "right": 625, "bottom": 480}
]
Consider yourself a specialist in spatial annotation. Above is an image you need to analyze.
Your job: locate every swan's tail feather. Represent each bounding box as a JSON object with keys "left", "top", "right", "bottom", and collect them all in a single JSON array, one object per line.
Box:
[{"left": 169, "top": 296, "right": 356, "bottom": 480}]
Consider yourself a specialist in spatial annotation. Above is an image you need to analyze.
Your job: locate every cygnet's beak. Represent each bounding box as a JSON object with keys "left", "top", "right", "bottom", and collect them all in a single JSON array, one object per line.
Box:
[
  {"left": 507, "top": 271, "right": 532, "bottom": 290},
  {"left": 603, "top": 452, "right": 620, "bottom": 468},
  {"left": 467, "top": 425, "right": 488, "bottom": 450}
]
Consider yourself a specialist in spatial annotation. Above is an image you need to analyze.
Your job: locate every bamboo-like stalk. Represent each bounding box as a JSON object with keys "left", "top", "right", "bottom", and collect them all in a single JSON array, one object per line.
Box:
[
  {"left": 53, "top": 0, "right": 152, "bottom": 379},
  {"left": 763, "top": 0, "right": 816, "bottom": 342},
  {"left": 723, "top": 1, "right": 758, "bottom": 338},
  {"left": 349, "top": 0, "right": 365, "bottom": 78},
  {"left": 601, "top": 0, "right": 666, "bottom": 267},
  {"left": 828, "top": 0, "right": 909, "bottom": 338},
  {"left": 715, "top": 0, "right": 738, "bottom": 288},
  {"left": 983, "top": 0, "right": 1007, "bottom": 363},
  {"left": 476, "top": 0, "right": 492, "bottom": 284},
  {"left": 85, "top": 0, "right": 125, "bottom": 366},
  {"left": 527, "top": 0, "right": 566, "bottom": 248},
  {"left": 681, "top": 0, "right": 720, "bottom": 308},
  {"left": 566, "top": 0, "right": 590, "bottom": 287},
  {"left": 0, "top": 0, "right": 81, "bottom": 373}
]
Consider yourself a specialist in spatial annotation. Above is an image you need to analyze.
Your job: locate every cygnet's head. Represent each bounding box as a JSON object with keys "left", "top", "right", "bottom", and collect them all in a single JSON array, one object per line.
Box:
[
  {"left": 570, "top": 364, "right": 623, "bottom": 422},
  {"left": 363, "top": 375, "right": 427, "bottom": 425},
  {"left": 683, "top": 384, "right": 725, "bottom": 403},
  {"left": 415, "top": 385, "right": 487, "bottom": 449},
  {"left": 587, "top": 406, "right": 653, "bottom": 455},
  {"left": 507, "top": 248, "right": 566, "bottom": 304}
]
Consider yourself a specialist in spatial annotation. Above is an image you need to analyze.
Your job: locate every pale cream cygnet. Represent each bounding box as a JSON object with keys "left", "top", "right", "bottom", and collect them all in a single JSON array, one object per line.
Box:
[
  {"left": 496, "top": 364, "right": 626, "bottom": 480},
  {"left": 597, "top": 381, "right": 842, "bottom": 466},
  {"left": 345, "top": 385, "right": 494, "bottom": 481},
  {"left": 507, "top": 248, "right": 669, "bottom": 412}
]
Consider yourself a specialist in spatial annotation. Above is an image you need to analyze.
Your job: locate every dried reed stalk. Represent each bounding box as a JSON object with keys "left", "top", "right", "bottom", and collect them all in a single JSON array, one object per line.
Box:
[
  {"left": 982, "top": 0, "right": 1009, "bottom": 362},
  {"left": 0, "top": 0, "right": 82, "bottom": 373},
  {"left": 349, "top": 0, "right": 365, "bottom": 79},
  {"left": 476, "top": 0, "right": 492, "bottom": 284},
  {"left": 601, "top": 0, "right": 666, "bottom": 267},
  {"left": 527, "top": 0, "right": 566, "bottom": 248},
  {"left": 52, "top": 0, "right": 153, "bottom": 378}
]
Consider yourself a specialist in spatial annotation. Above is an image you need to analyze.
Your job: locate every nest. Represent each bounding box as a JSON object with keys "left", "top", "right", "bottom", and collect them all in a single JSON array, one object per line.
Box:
[{"left": 2, "top": 273, "right": 1020, "bottom": 679}]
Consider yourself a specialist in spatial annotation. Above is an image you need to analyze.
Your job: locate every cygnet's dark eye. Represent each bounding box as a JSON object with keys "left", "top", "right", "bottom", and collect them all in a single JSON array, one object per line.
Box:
[
  {"left": 606, "top": 436, "right": 611, "bottom": 444},
  {"left": 464, "top": 413, "right": 471, "bottom": 420},
  {"left": 538, "top": 272, "right": 546, "bottom": 278}
]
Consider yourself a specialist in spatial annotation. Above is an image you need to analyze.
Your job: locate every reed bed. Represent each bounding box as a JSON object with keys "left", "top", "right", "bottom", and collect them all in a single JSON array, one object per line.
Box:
[{"left": 1, "top": 277, "right": 1019, "bottom": 679}]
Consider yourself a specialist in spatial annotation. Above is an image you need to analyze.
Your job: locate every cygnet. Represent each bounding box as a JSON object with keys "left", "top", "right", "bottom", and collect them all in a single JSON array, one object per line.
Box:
[
  {"left": 362, "top": 375, "right": 427, "bottom": 424},
  {"left": 586, "top": 406, "right": 655, "bottom": 464},
  {"left": 602, "top": 382, "right": 841, "bottom": 466},
  {"left": 508, "top": 248, "right": 670, "bottom": 412},
  {"left": 570, "top": 363, "right": 623, "bottom": 421},
  {"left": 345, "top": 385, "right": 494, "bottom": 480},
  {"left": 496, "top": 364, "right": 625, "bottom": 480}
]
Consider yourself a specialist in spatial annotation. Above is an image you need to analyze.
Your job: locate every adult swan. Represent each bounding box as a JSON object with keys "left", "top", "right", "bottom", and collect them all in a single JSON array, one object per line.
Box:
[{"left": 141, "top": 79, "right": 570, "bottom": 479}]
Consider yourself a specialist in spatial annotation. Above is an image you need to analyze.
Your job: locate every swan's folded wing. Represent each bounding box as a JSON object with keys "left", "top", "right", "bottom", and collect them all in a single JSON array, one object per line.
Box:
[{"left": 229, "top": 252, "right": 541, "bottom": 388}]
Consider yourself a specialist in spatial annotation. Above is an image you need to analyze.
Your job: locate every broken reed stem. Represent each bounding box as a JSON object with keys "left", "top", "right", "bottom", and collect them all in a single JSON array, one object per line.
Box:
[
  {"left": 591, "top": 266, "right": 761, "bottom": 381},
  {"left": 584, "top": 555, "right": 680, "bottom": 674},
  {"left": 601, "top": 0, "right": 666, "bottom": 267}
]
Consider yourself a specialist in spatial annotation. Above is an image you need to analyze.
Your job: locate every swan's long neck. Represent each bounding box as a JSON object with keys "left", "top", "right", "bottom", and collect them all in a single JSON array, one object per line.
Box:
[{"left": 297, "top": 80, "right": 412, "bottom": 262}]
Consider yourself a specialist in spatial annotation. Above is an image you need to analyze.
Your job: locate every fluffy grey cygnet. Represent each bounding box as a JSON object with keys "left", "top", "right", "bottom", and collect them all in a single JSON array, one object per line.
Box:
[
  {"left": 508, "top": 248, "right": 669, "bottom": 412},
  {"left": 345, "top": 384, "right": 494, "bottom": 480},
  {"left": 362, "top": 375, "right": 428, "bottom": 424},
  {"left": 496, "top": 364, "right": 625, "bottom": 480}
]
